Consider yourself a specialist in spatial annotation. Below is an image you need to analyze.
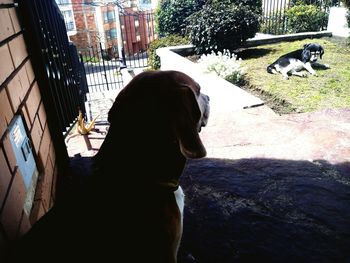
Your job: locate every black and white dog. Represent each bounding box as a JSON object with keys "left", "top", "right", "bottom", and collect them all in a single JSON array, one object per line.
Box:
[{"left": 267, "top": 43, "right": 330, "bottom": 79}]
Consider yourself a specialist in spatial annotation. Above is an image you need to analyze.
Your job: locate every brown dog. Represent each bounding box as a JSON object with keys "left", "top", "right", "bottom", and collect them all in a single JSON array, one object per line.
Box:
[
  {"left": 9, "top": 70, "right": 209, "bottom": 263},
  {"left": 94, "top": 70, "right": 210, "bottom": 262}
]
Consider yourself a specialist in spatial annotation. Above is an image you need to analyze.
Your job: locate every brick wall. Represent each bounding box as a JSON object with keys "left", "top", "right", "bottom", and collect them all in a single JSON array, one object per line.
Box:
[
  {"left": 70, "top": 0, "right": 99, "bottom": 50},
  {"left": 0, "top": 1, "right": 58, "bottom": 242}
]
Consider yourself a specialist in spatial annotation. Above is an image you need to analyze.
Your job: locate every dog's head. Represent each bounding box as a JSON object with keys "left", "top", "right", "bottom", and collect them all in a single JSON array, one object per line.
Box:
[
  {"left": 302, "top": 43, "right": 324, "bottom": 63},
  {"left": 107, "top": 70, "right": 209, "bottom": 159}
]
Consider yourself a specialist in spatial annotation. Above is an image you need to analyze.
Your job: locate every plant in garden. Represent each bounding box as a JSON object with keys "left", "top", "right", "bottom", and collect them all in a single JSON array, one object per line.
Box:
[
  {"left": 147, "top": 35, "right": 190, "bottom": 70},
  {"left": 286, "top": 2, "right": 328, "bottom": 33},
  {"left": 342, "top": 0, "right": 350, "bottom": 28},
  {"left": 186, "top": 0, "right": 261, "bottom": 54},
  {"left": 296, "top": 0, "right": 339, "bottom": 8},
  {"left": 198, "top": 50, "right": 245, "bottom": 84},
  {"left": 155, "top": 0, "right": 205, "bottom": 37}
]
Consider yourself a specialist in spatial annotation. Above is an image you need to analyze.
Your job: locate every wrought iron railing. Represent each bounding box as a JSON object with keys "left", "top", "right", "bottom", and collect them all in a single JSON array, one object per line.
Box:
[{"left": 18, "top": 0, "right": 88, "bottom": 139}]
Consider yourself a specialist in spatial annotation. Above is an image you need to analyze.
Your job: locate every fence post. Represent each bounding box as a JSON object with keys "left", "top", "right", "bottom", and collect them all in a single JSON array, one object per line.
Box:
[{"left": 99, "top": 42, "right": 110, "bottom": 91}]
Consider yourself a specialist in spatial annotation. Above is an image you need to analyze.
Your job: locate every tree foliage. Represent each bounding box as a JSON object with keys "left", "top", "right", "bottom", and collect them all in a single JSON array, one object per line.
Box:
[
  {"left": 187, "top": 0, "right": 261, "bottom": 54},
  {"left": 155, "top": 0, "right": 205, "bottom": 37},
  {"left": 286, "top": 3, "right": 328, "bottom": 33}
]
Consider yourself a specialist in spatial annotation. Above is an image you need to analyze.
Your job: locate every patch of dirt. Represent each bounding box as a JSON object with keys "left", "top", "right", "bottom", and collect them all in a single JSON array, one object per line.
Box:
[{"left": 239, "top": 80, "right": 298, "bottom": 115}]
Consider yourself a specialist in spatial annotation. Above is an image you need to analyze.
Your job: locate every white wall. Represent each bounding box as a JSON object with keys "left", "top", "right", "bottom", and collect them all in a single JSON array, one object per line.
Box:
[{"left": 327, "top": 7, "right": 350, "bottom": 37}]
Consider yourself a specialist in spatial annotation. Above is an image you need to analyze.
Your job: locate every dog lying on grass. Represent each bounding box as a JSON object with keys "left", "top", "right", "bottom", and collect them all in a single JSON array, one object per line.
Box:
[{"left": 267, "top": 43, "right": 330, "bottom": 79}]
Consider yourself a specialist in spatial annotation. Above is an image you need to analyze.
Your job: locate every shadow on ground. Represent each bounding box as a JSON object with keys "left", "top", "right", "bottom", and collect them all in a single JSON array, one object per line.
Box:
[
  {"left": 66, "top": 155, "right": 350, "bottom": 263},
  {"left": 178, "top": 158, "right": 350, "bottom": 263},
  {"left": 236, "top": 48, "right": 274, "bottom": 59}
]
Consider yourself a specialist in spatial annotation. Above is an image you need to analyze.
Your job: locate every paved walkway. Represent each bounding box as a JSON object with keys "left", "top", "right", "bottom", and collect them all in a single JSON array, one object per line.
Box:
[{"left": 69, "top": 69, "right": 350, "bottom": 165}]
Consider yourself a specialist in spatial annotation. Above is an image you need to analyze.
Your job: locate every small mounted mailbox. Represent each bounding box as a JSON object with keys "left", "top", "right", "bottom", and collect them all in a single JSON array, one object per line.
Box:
[{"left": 8, "top": 115, "right": 38, "bottom": 215}]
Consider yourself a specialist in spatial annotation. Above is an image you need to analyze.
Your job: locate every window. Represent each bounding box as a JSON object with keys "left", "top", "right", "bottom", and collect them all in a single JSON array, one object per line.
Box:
[
  {"left": 107, "top": 29, "right": 118, "bottom": 39},
  {"left": 104, "top": 11, "right": 116, "bottom": 23},
  {"left": 56, "top": 0, "right": 71, "bottom": 5},
  {"left": 109, "top": 28, "right": 117, "bottom": 39},
  {"left": 135, "top": 26, "right": 140, "bottom": 36},
  {"left": 62, "top": 10, "right": 75, "bottom": 31}
]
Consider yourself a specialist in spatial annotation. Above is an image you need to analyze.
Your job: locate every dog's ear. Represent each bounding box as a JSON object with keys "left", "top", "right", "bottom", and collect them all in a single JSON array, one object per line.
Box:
[
  {"left": 320, "top": 46, "right": 324, "bottom": 59},
  {"left": 303, "top": 43, "right": 310, "bottom": 49},
  {"left": 172, "top": 86, "right": 206, "bottom": 159},
  {"left": 302, "top": 49, "right": 311, "bottom": 63}
]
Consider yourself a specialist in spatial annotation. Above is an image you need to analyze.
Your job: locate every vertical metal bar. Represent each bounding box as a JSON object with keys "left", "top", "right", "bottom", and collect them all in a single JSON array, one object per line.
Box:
[
  {"left": 18, "top": 0, "right": 70, "bottom": 166},
  {"left": 146, "top": 12, "right": 151, "bottom": 47},
  {"left": 141, "top": 13, "right": 147, "bottom": 67},
  {"left": 87, "top": 48, "right": 95, "bottom": 93},
  {"left": 263, "top": 0, "right": 266, "bottom": 29},
  {"left": 44, "top": 0, "right": 72, "bottom": 129},
  {"left": 35, "top": 1, "right": 67, "bottom": 131},
  {"left": 47, "top": 0, "right": 76, "bottom": 125},
  {"left": 278, "top": 0, "right": 284, "bottom": 34},
  {"left": 79, "top": 52, "right": 88, "bottom": 114},
  {"left": 268, "top": 0, "right": 273, "bottom": 34},
  {"left": 121, "top": 47, "right": 126, "bottom": 68},
  {"left": 129, "top": 14, "right": 135, "bottom": 68},
  {"left": 46, "top": 0, "right": 73, "bottom": 128},
  {"left": 90, "top": 44, "right": 99, "bottom": 92},
  {"left": 83, "top": 50, "right": 91, "bottom": 93},
  {"left": 99, "top": 42, "right": 109, "bottom": 91},
  {"left": 118, "top": 12, "right": 127, "bottom": 68},
  {"left": 272, "top": 0, "right": 276, "bottom": 34}
]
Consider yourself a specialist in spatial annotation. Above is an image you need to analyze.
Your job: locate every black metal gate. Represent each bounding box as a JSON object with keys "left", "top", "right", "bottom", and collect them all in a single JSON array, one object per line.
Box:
[
  {"left": 119, "top": 11, "right": 156, "bottom": 68},
  {"left": 79, "top": 11, "right": 157, "bottom": 93},
  {"left": 80, "top": 42, "right": 124, "bottom": 93},
  {"left": 262, "top": 0, "right": 291, "bottom": 35},
  {"left": 18, "top": 0, "right": 87, "bottom": 158}
]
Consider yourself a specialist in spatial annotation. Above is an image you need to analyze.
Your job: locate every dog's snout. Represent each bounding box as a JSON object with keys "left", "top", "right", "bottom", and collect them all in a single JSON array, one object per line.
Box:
[
  {"left": 198, "top": 93, "right": 210, "bottom": 132},
  {"left": 205, "top": 94, "right": 210, "bottom": 102}
]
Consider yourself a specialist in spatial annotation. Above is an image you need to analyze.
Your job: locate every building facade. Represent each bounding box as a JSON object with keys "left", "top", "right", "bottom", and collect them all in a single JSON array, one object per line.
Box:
[{"left": 56, "top": 0, "right": 158, "bottom": 60}]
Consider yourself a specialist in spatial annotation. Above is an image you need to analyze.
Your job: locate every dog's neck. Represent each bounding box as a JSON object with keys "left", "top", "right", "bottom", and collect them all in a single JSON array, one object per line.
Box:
[
  {"left": 156, "top": 179, "right": 180, "bottom": 191},
  {"left": 93, "top": 126, "right": 187, "bottom": 191}
]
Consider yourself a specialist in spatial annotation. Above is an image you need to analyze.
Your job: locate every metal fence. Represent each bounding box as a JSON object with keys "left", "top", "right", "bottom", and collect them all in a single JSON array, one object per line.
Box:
[
  {"left": 261, "top": 0, "right": 341, "bottom": 35},
  {"left": 119, "top": 11, "right": 157, "bottom": 68},
  {"left": 80, "top": 42, "right": 124, "bottom": 93},
  {"left": 18, "top": 0, "right": 87, "bottom": 138}
]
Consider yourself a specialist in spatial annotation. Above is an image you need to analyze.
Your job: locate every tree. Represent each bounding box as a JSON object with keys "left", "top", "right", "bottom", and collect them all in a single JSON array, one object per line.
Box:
[
  {"left": 187, "top": 0, "right": 262, "bottom": 54},
  {"left": 155, "top": 0, "right": 206, "bottom": 37}
]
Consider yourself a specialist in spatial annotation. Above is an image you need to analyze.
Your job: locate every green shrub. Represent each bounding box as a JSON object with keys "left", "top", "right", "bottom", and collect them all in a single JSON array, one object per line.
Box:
[
  {"left": 147, "top": 35, "right": 190, "bottom": 69},
  {"left": 295, "top": 0, "right": 338, "bottom": 8},
  {"left": 155, "top": 0, "right": 205, "bottom": 37},
  {"left": 187, "top": 0, "right": 261, "bottom": 54},
  {"left": 286, "top": 3, "right": 328, "bottom": 33},
  {"left": 81, "top": 56, "right": 99, "bottom": 63},
  {"left": 343, "top": 0, "right": 350, "bottom": 27}
]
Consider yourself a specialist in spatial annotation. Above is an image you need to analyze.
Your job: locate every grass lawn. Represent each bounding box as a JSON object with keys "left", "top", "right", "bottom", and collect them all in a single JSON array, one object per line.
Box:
[{"left": 237, "top": 37, "right": 350, "bottom": 114}]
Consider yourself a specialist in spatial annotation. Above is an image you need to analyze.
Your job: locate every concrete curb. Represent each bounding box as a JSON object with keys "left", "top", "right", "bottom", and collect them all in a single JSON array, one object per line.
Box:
[{"left": 243, "top": 31, "right": 333, "bottom": 47}]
